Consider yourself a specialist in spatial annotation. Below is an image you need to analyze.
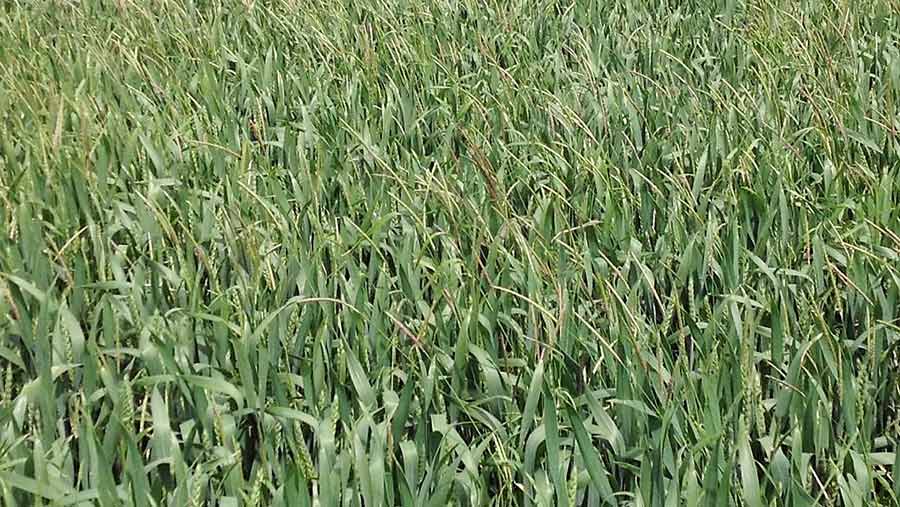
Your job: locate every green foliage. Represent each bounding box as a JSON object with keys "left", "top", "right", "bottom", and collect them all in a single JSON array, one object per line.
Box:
[{"left": 1, "top": 0, "right": 899, "bottom": 504}]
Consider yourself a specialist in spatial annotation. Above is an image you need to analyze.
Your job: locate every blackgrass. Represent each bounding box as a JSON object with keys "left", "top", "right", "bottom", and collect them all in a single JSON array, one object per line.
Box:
[{"left": 1, "top": 0, "right": 899, "bottom": 505}]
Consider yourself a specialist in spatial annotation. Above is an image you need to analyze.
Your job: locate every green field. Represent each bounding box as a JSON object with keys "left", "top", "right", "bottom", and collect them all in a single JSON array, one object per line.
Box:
[{"left": 1, "top": 0, "right": 899, "bottom": 505}]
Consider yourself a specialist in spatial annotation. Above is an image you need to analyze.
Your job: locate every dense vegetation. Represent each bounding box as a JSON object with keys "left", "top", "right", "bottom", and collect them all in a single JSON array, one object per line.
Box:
[{"left": 1, "top": 0, "right": 899, "bottom": 505}]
